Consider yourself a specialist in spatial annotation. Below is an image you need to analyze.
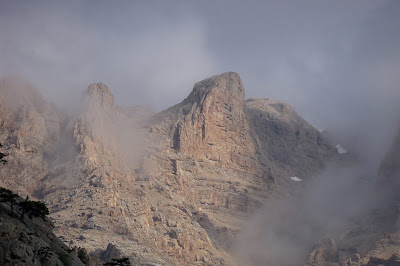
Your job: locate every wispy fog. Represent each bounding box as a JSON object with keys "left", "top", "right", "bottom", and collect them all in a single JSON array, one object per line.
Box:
[
  {"left": 233, "top": 162, "right": 391, "bottom": 265},
  {"left": 0, "top": 1, "right": 216, "bottom": 110},
  {"left": 1, "top": 1, "right": 399, "bottom": 157},
  {"left": 1, "top": 1, "right": 400, "bottom": 264}
]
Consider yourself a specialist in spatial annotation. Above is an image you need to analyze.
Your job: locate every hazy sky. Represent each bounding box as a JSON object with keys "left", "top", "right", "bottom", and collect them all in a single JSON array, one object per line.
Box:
[{"left": 1, "top": 0, "right": 400, "bottom": 157}]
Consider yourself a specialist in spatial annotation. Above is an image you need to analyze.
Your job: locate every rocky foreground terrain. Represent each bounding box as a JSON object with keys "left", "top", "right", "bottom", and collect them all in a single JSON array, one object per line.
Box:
[
  {"left": 0, "top": 188, "right": 86, "bottom": 265},
  {"left": 0, "top": 72, "right": 398, "bottom": 265}
]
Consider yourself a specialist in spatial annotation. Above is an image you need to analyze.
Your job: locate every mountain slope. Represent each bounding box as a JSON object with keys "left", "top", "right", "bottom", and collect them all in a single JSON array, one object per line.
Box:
[
  {"left": 0, "top": 72, "right": 340, "bottom": 265},
  {"left": 0, "top": 188, "right": 85, "bottom": 266}
]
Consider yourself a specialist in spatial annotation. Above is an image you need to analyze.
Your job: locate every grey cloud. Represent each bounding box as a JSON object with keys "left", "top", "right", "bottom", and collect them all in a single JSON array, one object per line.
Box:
[
  {"left": 1, "top": 1, "right": 400, "bottom": 264},
  {"left": 233, "top": 163, "right": 383, "bottom": 265},
  {"left": 0, "top": 0, "right": 217, "bottom": 110},
  {"left": 198, "top": 0, "right": 400, "bottom": 163}
]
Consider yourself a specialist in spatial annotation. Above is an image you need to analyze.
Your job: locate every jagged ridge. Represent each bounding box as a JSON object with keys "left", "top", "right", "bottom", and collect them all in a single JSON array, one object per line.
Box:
[{"left": 0, "top": 73, "right": 342, "bottom": 265}]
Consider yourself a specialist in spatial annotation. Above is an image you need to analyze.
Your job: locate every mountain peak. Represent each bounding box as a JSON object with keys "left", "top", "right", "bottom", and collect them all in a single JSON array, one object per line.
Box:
[
  {"left": 84, "top": 83, "right": 114, "bottom": 109},
  {"left": 185, "top": 72, "right": 244, "bottom": 107}
]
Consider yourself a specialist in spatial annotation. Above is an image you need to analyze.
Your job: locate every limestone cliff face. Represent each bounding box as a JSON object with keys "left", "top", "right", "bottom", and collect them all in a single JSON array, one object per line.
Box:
[
  {"left": 73, "top": 83, "right": 138, "bottom": 188},
  {"left": 142, "top": 72, "right": 339, "bottom": 260},
  {"left": 245, "top": 97, "right": 333, "bottom": 180},
  {"left": 0, "top": 78, "right": 61, "bottom": 196},
  {"left": 170, "top": 72, "right": 252, "bottom": 168},
  {"left": 0, "top": 73, "right": 339, "bottom": 265},
  {"left": 148, "top": 72, "right": 336, "bottom": 209}
]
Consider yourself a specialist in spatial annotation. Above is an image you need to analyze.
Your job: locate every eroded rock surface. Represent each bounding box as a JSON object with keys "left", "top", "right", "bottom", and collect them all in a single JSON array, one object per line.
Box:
[
  {"left": 0, "top": 191, "right": 85, "bottom": 266},
  {"left": 0, "top": 72, "right": 339, "bottom": 265}
]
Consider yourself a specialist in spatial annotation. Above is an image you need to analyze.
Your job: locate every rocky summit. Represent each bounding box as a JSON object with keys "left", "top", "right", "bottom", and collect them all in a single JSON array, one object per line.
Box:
[{"left": 0, "top": 72, "right": 345, "bottom": 265}]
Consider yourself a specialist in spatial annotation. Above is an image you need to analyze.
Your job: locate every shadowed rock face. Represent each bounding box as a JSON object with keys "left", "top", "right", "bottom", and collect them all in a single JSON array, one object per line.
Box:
[
  {"left": 378, "top": 126, "right": 400, "bottom": 187},
  {"left": 355, "top": 125, "right": 400, "bottom": 265},
  {"left": 0, "top": 72, "right": 340, "bottom": 265},
  {"left": 305, "top": 123, "right": 400, "bottom": 266},
  {"left": 100, "top": 243, "right": 121, "bottom": 262},
  {"left": 0, "top": 189, "right": 86, "bottom": 266}
]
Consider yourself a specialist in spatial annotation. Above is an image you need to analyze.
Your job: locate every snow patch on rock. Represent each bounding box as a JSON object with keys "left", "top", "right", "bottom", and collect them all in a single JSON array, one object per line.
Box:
[
  {"left": 290, "top": 176, "right": 302, "bottom": 182},
  {"left": 336, "top": 144, "right": 347, "bottom": 154}
]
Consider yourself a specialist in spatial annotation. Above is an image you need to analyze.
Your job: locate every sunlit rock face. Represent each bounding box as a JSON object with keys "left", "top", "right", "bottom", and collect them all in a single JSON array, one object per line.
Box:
[{"left": 0, "top": 73, "right": 339, "bottom": 265}]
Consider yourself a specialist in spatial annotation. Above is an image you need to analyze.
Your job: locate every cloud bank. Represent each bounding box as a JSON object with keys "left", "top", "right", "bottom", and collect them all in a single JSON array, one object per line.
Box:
[
  {"left": 1, "top": 1, "right": 400, "bottom": 264},
  {"left": 0, "top": 1, "right": 217, "bottom": 109}
]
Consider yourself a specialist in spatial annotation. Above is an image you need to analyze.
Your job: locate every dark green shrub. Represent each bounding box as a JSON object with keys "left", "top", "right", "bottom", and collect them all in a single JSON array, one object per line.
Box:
[
  {"left": 20, "top": 198, "right": 49, "bottom": 220},
  {"left": 0, "top": 144, "right": 7, "bottom": 164},
  {"left": 78, "top": 248, "right": 90, "bottom": 264},
  {"left": 104, "top": 257, "right": 131, "bottom": 266},
  {"left": 0, "top": 187, "right": 18, "bottom": 216},
  {"left": 58, "top": 253, "right": 70, "bottom": 266},
  {"left": 18, "top": 232, "right": 26, "bottom": 242}
]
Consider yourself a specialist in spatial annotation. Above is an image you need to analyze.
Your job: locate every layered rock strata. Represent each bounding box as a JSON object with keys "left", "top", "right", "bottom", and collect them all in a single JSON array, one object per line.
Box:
[{"left": 0, "top": 73, "right": 339, "bottom": 265}]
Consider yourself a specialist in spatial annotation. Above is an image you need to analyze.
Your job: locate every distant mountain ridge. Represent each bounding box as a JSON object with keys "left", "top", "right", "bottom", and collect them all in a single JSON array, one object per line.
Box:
[{"left": 0, "top": 73, "right": 344, "bottom": 265}]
